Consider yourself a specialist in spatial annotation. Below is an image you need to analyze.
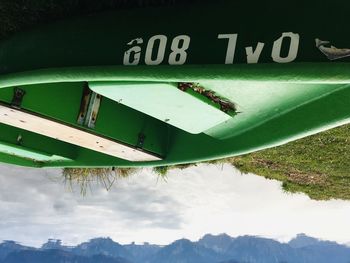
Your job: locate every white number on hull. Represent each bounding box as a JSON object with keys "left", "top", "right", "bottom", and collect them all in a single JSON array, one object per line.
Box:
[{"left": 169, "top": 35, "right": 191, "bottom": 65}]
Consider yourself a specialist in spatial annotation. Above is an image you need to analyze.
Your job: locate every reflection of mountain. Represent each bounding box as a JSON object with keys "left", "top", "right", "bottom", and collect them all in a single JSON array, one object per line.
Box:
[
  {"left": 124, "top": 242, "right": 161, "bottom": 263},
  {"left": 288, "top": 234, "right": 321, "bottom": 248},
  {"left": 198, "top": 233, "right": 234, "bottom": 253},
  {"left": 0, "top": 241, "right": 31, "bottom": 261},
  {"left": 147, "top": 238, "right": 225, "bottom": 263},
  {"left": 73, "top": 237, "right": 132, "bottom": 259},
  {"left": 2, "top": 249, "right": 129, "bottom": 263},
  {"left": 1, "top": 233, "right": 350, "bottom": 263}
]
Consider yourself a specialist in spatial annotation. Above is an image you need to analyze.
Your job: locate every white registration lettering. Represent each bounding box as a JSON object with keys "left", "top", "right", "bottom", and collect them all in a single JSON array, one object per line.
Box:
[
  {"left": 123, "top": 38, "right": 143, "bottom": 66},
  {"left": 271, "top": 32, "right": 300, "bottom": 63},
  {"left": 218, "top": 34, "right": 238, "bottom": 64},
  {"left": 124, "top": 32, "right": 301, "bottom": 66},
  {"left": 246, "top": 42, "right": 265, "bottom": 64},
  {"left": 168, "top": 35, "right": 191, "bottom": 65},
  {"left": 145, "top": 35, "right": 168, "bottom": 65}
]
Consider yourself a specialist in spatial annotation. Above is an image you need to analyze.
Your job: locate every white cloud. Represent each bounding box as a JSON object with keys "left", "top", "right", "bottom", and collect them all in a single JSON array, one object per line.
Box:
[{"left": 0, "top": 163, "right": 349, "bottom": 247}]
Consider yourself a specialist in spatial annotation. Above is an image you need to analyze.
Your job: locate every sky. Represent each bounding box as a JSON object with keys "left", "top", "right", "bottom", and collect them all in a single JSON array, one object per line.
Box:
[{"left": 0, "top": 163, "right": 350, "bottom": 247}]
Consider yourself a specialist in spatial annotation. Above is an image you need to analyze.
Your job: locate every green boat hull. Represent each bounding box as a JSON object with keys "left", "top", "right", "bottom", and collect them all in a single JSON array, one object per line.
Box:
[{"left": 0, "top": 1, "right": 350, "bottom": 167}]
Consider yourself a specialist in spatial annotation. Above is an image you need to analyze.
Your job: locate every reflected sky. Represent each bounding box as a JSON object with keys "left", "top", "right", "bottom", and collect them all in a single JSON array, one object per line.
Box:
[{"left": 0, "top": 163, "right": 349, "bottom": 247}]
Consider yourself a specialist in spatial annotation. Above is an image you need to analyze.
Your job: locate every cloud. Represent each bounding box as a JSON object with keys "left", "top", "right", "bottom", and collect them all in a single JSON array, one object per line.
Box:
[{"left": 0, "top": 165, "right": 184, "bottom": 246}]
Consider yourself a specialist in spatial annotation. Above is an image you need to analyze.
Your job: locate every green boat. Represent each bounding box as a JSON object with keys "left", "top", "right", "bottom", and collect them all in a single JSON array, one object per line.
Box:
[{"left": 0, "top": 1, "right": 350, "bottom": 168}]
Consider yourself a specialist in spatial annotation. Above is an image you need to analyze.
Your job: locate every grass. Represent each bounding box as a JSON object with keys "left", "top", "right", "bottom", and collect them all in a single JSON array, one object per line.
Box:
[
  {"left": 2, "top": 1, "right": 350, "bottom": 200},
  {"left": 229, "top": 124, "right": 350, "bottom": 200},
  {"left": 62, "top": 167, "right": 137, "bottom": 195}
]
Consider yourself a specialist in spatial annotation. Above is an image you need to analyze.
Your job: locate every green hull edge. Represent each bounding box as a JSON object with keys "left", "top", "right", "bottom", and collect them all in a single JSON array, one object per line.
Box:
[
  {"left": 0, "top": 64, "right": 349, "bottom": 168},
  {"left": 1, "top": 1, "right": 350, "bottom": 167}
]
